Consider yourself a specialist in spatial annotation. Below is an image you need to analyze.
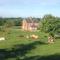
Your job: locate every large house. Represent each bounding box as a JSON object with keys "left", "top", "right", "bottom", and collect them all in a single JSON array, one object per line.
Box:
[{"left": 22, "top": 17, "right": 39, "bottom": 31}]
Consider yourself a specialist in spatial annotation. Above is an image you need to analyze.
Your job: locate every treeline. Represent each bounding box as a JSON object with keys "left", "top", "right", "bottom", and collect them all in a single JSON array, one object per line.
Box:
[
  {"left": 0, "top": 17, "right": 40, "bottom": 27},
  {"left": 0, "top": 17, "right": 23, "bottom": 26}
]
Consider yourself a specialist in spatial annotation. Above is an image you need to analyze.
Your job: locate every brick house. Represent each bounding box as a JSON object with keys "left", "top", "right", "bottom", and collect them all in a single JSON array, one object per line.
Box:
[{"left": 22, "top": 17, "right": 39, "bottom": 31}]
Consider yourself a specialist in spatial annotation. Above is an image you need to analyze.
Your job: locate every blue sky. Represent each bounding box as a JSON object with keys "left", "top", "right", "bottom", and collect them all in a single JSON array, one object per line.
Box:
[{"left": 0, "top": 0, "right": 60, "bottom": 17}]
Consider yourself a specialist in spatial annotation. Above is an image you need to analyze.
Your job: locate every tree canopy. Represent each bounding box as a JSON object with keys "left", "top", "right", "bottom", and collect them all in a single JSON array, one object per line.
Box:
[{"left": 41, "top": 14, "right": 60, "bottom": 37}]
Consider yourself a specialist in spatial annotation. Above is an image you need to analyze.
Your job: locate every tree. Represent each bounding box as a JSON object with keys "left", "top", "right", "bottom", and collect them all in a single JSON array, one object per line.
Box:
[{"left": 41, "top": 14, "right": 60, "bottom": 43}]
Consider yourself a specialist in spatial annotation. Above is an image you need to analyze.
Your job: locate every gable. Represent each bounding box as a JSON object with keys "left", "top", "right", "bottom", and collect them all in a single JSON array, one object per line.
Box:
[{"left": 23, "top": 17, "right": 39, "bottom": 23}]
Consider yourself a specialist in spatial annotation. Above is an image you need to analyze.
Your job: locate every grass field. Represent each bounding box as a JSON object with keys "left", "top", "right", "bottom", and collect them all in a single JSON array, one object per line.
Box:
[{"left": 0, "top": 28, "right": 60, "bottom": 60}]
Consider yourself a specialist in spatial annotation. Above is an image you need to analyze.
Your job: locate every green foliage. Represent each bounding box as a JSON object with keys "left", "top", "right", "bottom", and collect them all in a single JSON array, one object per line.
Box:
[
  {"left": 41, "top": 14, "right": 60, "bottom": 37},
  {"left": 0, "top": 17, "right": 23, "bottom": 27},
  {"left": 0, "top": 18, "right": 6, "bottom": 26},
  {"left": 49, "top": 32, "right": 54, "bottom": 37},
  {"left": 14, "top": 19, "right": 22, "bottom": 26},
  {"left": 0, "top": 26, "right": 5, "bottom": 32}
]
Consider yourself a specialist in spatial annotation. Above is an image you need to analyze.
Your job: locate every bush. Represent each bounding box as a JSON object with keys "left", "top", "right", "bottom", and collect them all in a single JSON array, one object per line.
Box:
[{"left": 0, "top": 26, "right": 5, "bottom": 32}]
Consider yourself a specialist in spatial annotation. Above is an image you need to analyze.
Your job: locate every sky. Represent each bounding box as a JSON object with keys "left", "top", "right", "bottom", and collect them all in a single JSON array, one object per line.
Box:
[{"left": 0, "top": 0, "right": 60, "bottom": 17}]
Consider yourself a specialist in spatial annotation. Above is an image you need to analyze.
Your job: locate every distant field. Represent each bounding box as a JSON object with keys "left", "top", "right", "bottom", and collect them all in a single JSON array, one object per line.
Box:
[{"left": 0, "top": 28, "right": 60, "bottom": 60}]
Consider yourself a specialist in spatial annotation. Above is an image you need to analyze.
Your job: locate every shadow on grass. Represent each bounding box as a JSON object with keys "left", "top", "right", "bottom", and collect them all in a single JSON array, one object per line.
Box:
[
  {"left": 22, "top": 54, "right": 60, "bottom": 60},
  {"left": 0, "top": 41, "right": 46, "bottom": 60}
]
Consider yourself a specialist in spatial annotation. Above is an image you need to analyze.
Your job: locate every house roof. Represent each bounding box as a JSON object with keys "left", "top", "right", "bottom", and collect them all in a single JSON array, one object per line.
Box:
[{"left": 23, "top": 17, "right": 38, "bottom": 23}]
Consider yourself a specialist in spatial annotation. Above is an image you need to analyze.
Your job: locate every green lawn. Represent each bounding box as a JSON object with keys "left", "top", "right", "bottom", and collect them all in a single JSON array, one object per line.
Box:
[{"left": 0, "top": 28, "right": 60, "bottom": 60}]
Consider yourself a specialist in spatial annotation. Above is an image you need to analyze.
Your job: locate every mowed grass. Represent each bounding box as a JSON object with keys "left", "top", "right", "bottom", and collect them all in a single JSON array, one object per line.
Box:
[{"left": 0, "top": 28, "right": 60, "bottom": 60}]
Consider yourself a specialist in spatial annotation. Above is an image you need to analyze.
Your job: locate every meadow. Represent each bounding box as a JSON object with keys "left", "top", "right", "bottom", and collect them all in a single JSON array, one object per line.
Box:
[{"left": 0, "top": 28, "right": 60, "bottom": 60}]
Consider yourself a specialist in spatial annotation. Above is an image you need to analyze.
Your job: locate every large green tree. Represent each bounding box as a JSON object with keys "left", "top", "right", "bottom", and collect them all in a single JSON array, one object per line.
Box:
[{"left": 41, "top": 14, "right": 60, "bottom": 43}]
